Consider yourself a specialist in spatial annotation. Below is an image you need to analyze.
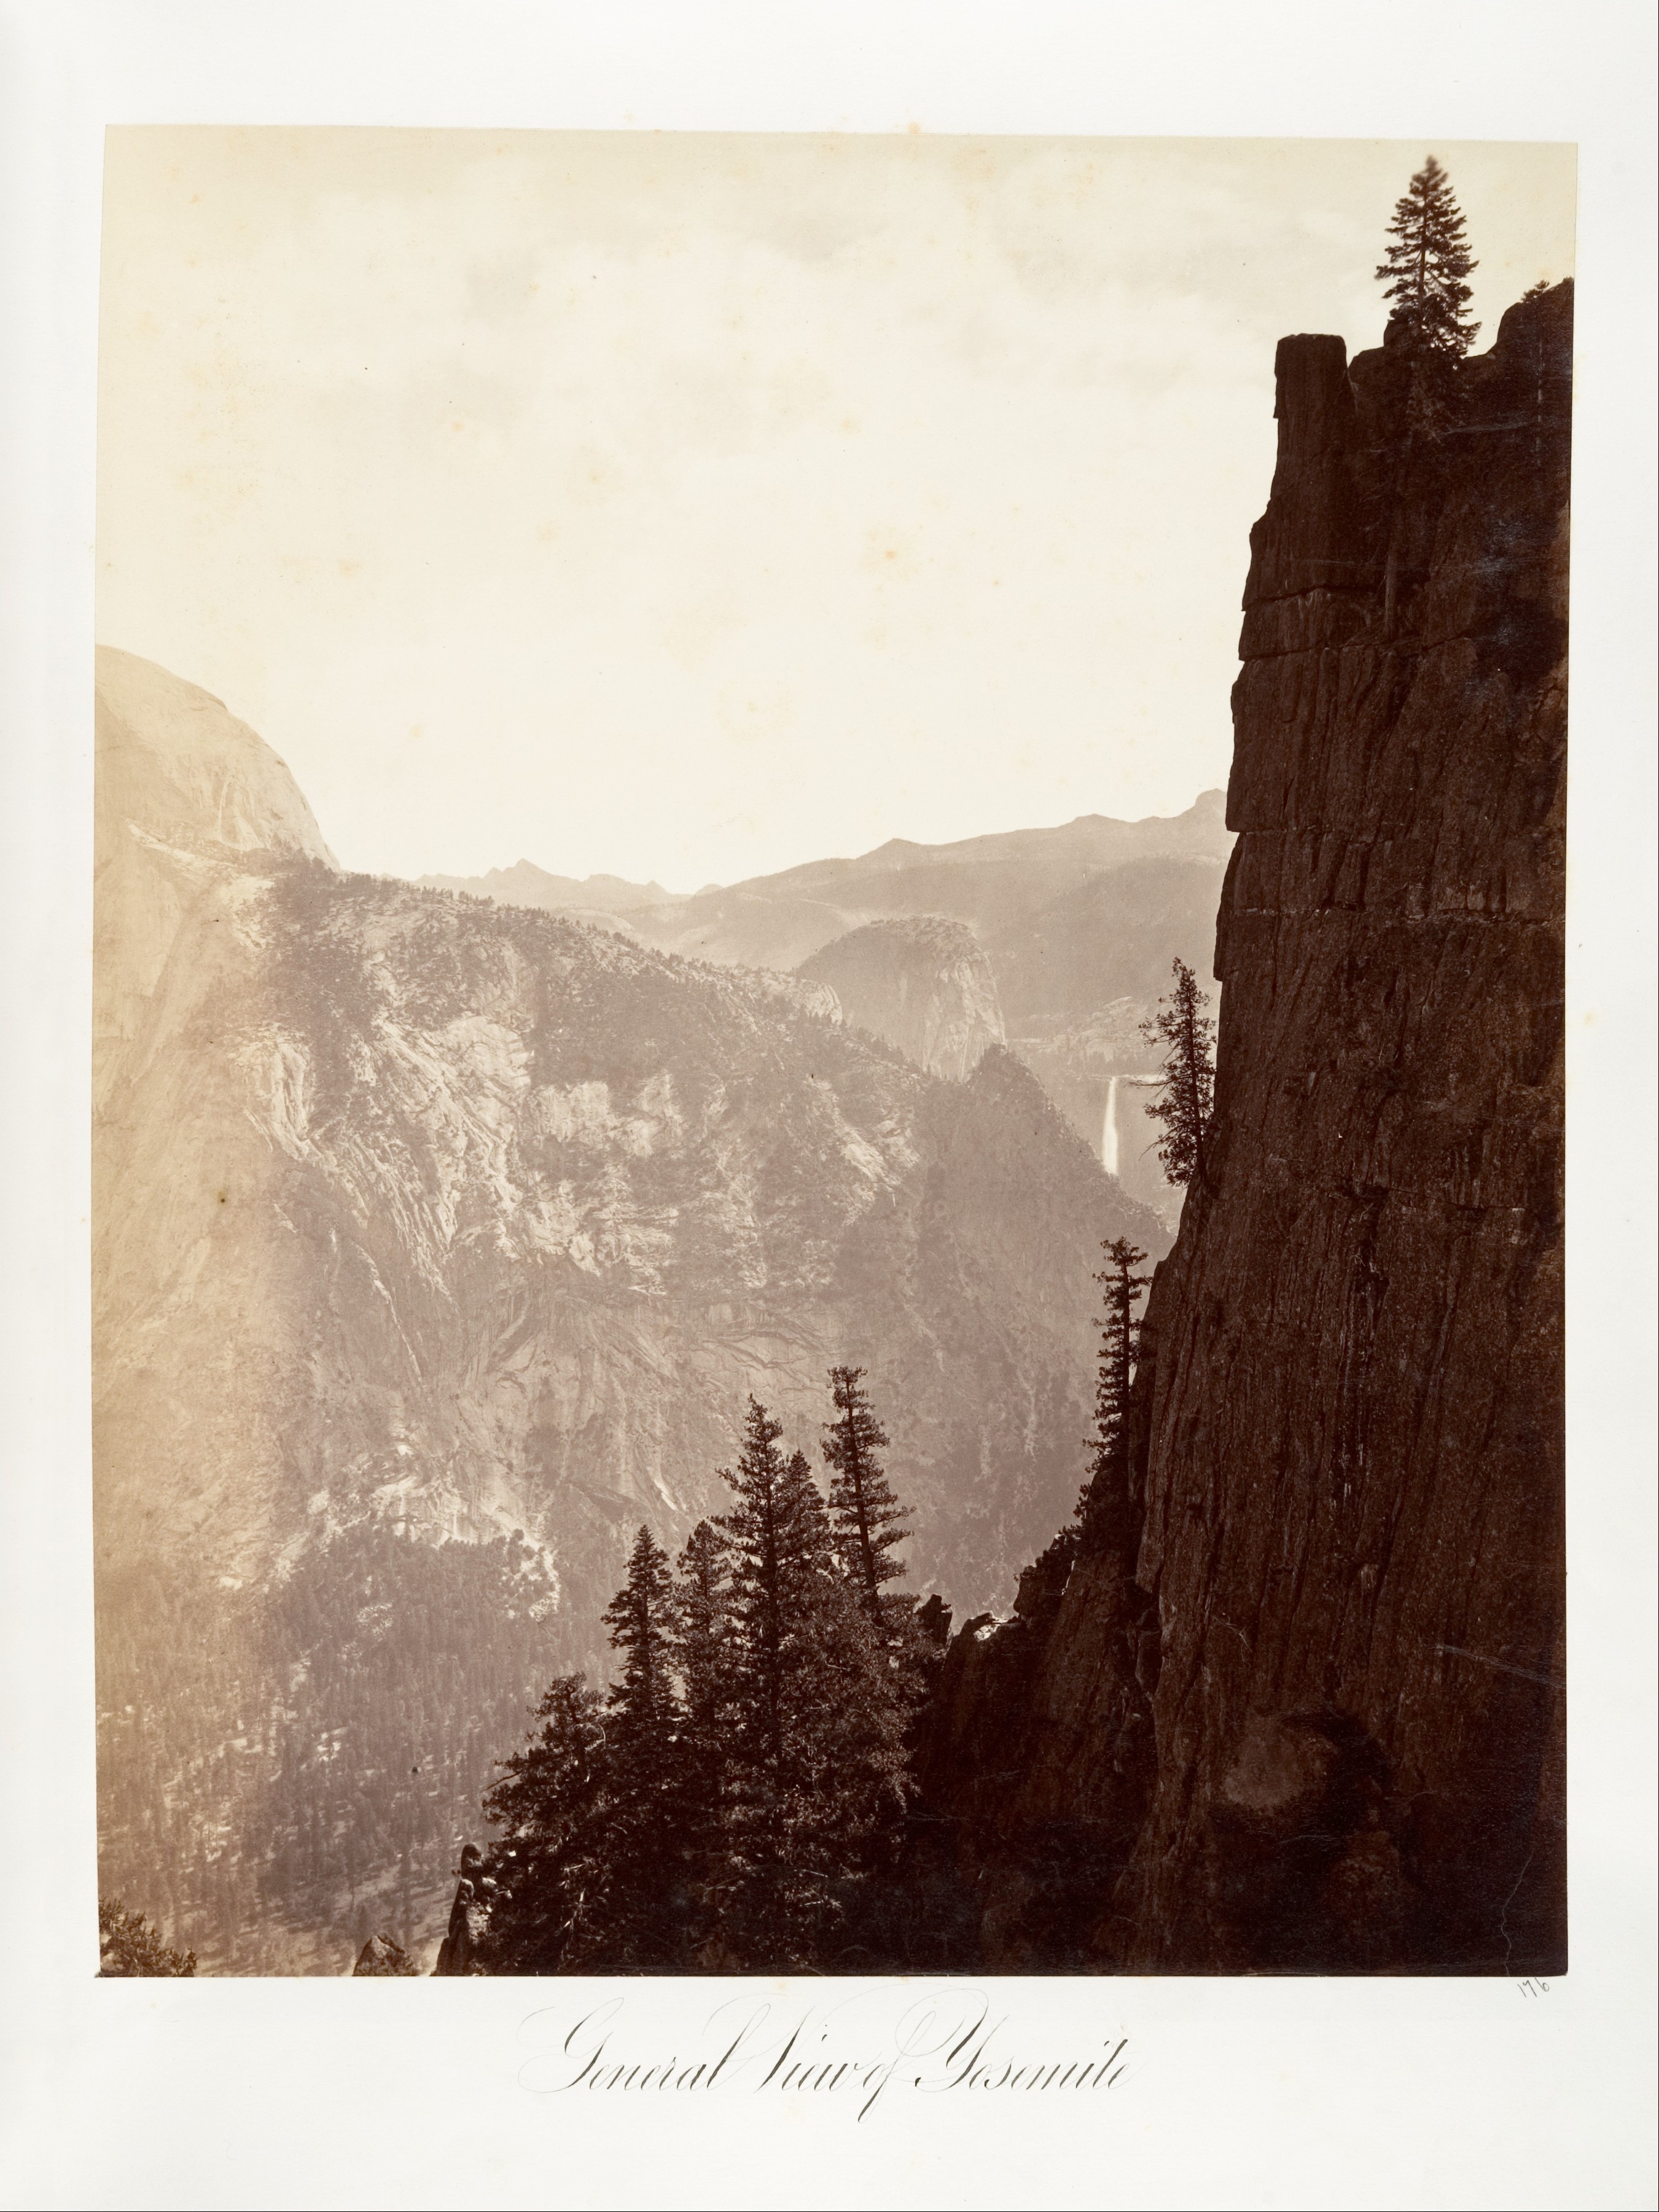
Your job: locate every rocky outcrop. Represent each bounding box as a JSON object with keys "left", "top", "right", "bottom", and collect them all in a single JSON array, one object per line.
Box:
[
  {"left": 912, "top": 1538, "right": 1158, "bottom": 1969},
  {"left": 797, "top": 915, "right": 1005, "bottom": 1080},
  {"left": 432, "top": 1848, "right": 491, "bottom": 1976},
  {"left": 351, "top": 1933, "right": 419, "bottom": 1976},
  {"left": 94, "top": 819, "right": 1156, "bottom": 1631},
  {"left": 95, "top": 647, "right": 338, "bottom": 1113},
  {"left": 918, "top": 284, "right": 1571, "bottom": 1975}
]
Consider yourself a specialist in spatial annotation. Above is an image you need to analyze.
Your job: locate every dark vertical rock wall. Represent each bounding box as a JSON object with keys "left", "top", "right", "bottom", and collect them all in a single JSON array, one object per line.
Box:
[{"left": 917, "top": 284, "right": 1570, "bottom": 1975}]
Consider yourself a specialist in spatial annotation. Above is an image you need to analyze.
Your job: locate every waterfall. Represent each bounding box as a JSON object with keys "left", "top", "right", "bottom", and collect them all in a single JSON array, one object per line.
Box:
[{"left": 1106, "top": 1074, "right": 1167, "bottom": 1181}]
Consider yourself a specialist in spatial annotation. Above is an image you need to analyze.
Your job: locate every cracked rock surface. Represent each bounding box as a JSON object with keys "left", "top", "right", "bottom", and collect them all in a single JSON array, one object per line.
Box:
[{"left": 916, "top": 284, "right": 1569, "bottom": 1976}]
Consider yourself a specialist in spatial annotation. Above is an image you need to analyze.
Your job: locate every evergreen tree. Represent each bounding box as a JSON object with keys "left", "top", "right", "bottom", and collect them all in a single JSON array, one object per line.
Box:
[
  {"left": 716, "top": 1404, "right": 914, "bottom": 1965},
  {"left": 603, "top": 1524, "right": 678, "bottom": 1749},
  {"left": 1075, "top": 1238, "right": 1152, "bottom": 1554},
  {"left": 763, "top": 1449, "right": 913, "bottom": 1962},
  {"left": 480, "top": 1398, "right": 929, "bottom": 1976},
  {"left": 716, "top": 1412, "right": 854, "bottom": 1819},
  {"left": 478, "top": 1675, "right": 612, "bottom": 1972},
  {"left": 596, "top": 1525, "right": 690, "bottom": 1964},
  {"left": 822, "top": 1366, "right": 911, "bottom": 1614},
  {"left": 97, "top": 1897, "right": 196, "bottom": 1977},
  {"left": 666, "top": 1519, "right": 738, "bottom": 1954},
  {"left": 716, "top": 1399, "right": 798, "bottom": 1790},
  {"left": 669, "top": 1518, "right": 735, "bottom": 1759},
  {"left": 1141, "top": 958, "right": 1216, "bottom": 1188},
  {"left": 1376, "top": 156, "right": 1479, "bottom": 376},
  {"left": 1373, "top": 158, "right": 1481, "bottom": 628}
]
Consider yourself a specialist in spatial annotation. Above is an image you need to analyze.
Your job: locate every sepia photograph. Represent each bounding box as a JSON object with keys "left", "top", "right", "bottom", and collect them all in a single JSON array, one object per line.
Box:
[
  {"left": 3, "top": 5, "right": 1655, "bottom": 2206},
  {"left": 90, "top": 125, "right": 1577, "bottom": 1984}
]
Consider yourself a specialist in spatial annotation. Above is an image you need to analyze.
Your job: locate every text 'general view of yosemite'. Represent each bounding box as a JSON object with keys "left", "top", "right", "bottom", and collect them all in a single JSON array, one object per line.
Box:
[{"left": 93, "top": 139, "right": 1570, "bottom": 1983}]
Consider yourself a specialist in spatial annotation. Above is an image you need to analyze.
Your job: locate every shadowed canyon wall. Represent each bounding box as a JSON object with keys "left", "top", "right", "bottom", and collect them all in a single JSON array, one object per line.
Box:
[{"left": 919, "top": 283, "right": 1570, "bottom": 1976}]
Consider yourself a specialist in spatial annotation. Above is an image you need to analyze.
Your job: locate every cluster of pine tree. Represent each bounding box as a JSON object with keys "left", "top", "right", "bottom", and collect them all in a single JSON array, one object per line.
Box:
[
  {"left": 98, "top": 1897, "right": 196, "bottom": 1977},
  {"left": 477, "top": 1369, "right": 937, "bottom": 1973}
]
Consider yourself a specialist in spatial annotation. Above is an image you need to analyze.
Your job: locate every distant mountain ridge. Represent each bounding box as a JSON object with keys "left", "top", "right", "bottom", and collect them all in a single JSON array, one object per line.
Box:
[
  {"left": 416, "top": 792, "right": 1234, "bottom": 1169},
  {"left": 422, "top": 787, "right": 1230, "bottom": 924},
  {"left": 418, "top": 859, "right": 672, "bottom": 915},
  {"left": 730, "top": 789, "right": 1229, "bottom": 899}
]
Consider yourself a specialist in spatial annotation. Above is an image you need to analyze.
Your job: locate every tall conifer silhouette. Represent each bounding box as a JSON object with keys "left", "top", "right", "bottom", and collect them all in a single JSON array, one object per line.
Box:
[
  {"left": 1374, "top": 157, "right": 1481, "bottom": 627},
  {"left": 669, "top": 1519, "right": 733, "bottom": 1759},
  {"left": 666, "top": 1518, "right": 737, "bottom": 1952},
  {"left": 716, "top": 1399, "right": 797, "bottom": 1787},
  {"left": 603, "top": 1525, "right": 677, "bottom": 1746},
  {"left": 596, "top": 1525, "right": 690, "bottom": 1963},
  {"left": 478, "top": 1675, "right": 611, "bottom": 1972},
  {"left": 483, "top": 1533, "right": 692, "bottom": 1971},
  {"left": 823, "top": 1366, "right": 911, "bottom": 1613},
  {"left": 1376, "top": 157, "right": 1479, "bottom": 372},
  {"left": 1142, "top": 958, "right": 1216, "bottom": 1189},
  {"left": 714, "top": 1401, "right": 914, "bottom": 1963},
  {"left": 480, "top": 1393, "right": 926, "bottom": 1974},
  {"left": 1075, "top": 1238, "right": 1152, "bottom": 1553}
]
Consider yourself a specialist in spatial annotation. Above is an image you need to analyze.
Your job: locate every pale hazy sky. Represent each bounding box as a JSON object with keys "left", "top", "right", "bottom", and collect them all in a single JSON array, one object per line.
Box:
[{"left": 98, "top": 131, "right": 1575, "bottom": 889}]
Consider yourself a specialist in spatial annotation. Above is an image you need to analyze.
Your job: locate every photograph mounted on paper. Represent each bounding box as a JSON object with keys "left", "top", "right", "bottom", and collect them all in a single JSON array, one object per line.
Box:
[{"left": 92, "top": 130, "right": 1573, "bottom": 1978}]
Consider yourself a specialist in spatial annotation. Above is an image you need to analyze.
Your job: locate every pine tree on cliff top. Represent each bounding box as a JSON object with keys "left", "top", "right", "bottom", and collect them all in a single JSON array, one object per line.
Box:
[
  {"left": 1376, "top": 156, "right": 1480, "bottom": 367},
  {"left": 1075, "top": 1238, "right": 1152, "bottom": 1556},
  {"left": 1373, "top": 158, "right": 1481, "bottom": 626},
  {"left": 823, "top": 1365, "right": 911, "bottom": 1614},
  {"left": 1141, "top": 958, "right": 1216, "bottom": 1189}
]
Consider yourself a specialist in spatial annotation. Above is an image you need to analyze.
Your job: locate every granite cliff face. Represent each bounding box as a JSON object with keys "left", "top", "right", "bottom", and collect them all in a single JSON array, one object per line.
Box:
[
  {"left": 797, "top": 915, "right": 1005, "bottom": 1081},
  {"left": 919, "top": 284, "right": 1570, "bottom": 1975},
  {"left": 92, "top": 652, "right": 1166, "bottom": 1968},
  {"left": 95, "top": 650, "right": 338, "bottom": 1112}
]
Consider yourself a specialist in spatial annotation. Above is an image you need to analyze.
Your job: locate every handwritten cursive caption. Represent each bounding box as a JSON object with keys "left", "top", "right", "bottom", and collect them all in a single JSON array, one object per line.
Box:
[{"left": 517, "top": 1992, "right": 1133, "bottom": 2120}]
